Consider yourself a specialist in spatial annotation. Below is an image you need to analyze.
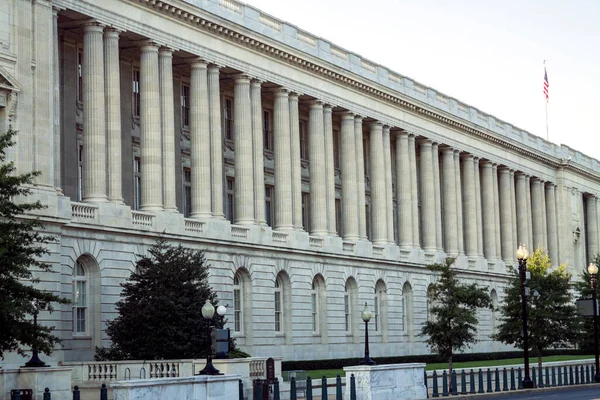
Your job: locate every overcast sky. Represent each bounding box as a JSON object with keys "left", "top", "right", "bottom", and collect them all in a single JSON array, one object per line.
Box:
[{"left": 245, "top": 0, "right": 600, "bottom": 161}]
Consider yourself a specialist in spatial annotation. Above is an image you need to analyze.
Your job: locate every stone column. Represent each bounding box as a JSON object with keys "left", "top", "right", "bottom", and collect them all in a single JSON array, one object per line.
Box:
[
  {"left": 540, "top": 181, "right": 548, "bottom": 250},
  {"left": 432, "top": 143, "right": 443, "bottom": 251},
  {"left": 526, "top": 175, "right": 533, "bottom": 250},
  {"left": 396, "top": 132, "right": 412, "bottom": 248},
  {"left": 441, "top": 148, "right": 458, "bottom": 255},
  {"left": 409, "top": 135, "right": 420, "bottom": 247},
  {"left": 515, "top": 172, "right": 530, "bottom": 248},
  {"left": 462, "top": 155, "right": 477, "bottom": 257},
  {"left": 546, "top": 183, "right": 559, "bottom": 264},
  {"left": 189, "top": 61, "right": 211, "bottom": 218},
  {"left": 369, "top": 122, "right": 386, "bottom": 245},
  {"left": 250, "top": 79, "right": 265, "bottom": 224},
  {"left": 383, "top": 126, "right": 394, "bottom": 243},
  {"left": 341, "top": 113, "right": 358, "bottom": 240},
  {"left": 587, "top": 194, "right": 599, "bottom": 262},
  {"left": 419, "top": 139, "right": 436, "bottom": 251},
  {"left": 481, "top": 161, "right": 497, "bottom": 259},
  {"left": 53, "top": 7, "right": 62, "bottom": 194},
  {"left": 308, "top": 101, "right": 327, "bottom": 236},
  {"left": 208, "top": 65, "right": 224, "bottom": 218},
  {"left": 474, "top": 158, "right": 484, "bottom": 256},
  {"left": 158, "top": 47, "right": 176, "bottom": 211},
  {"left": 355, "top": 116, "right": 367, "bottom": 239},
  {"left": 499, "top": 167, "right": 514, "bottom": 263},
  {"left": 510, "top": 170, "right": 518, "bottom": 255},
  {"left": 323, "top": 104, "right": 337, "bottom": 235},
  {"left": 289, "top": 93, "right": 302, "bottom": 230},
  {"left": 531, "top": 178, "right": 544, "bottom": 249},
  {"left": 104, "top": 28, "right": 123, "bottom": 204},
  {"left": 232, "top": 75, "right": 254, "bottom": 225},
  {"left": 454, "top": 150, "right": 464, "bottom": 254},
  {"left": 82, "top": 23, "right": 107, "bottom": 203},
  {"left": 274, "top": 89, "right": 293, "bottom": 230},
  {"left": 493, "top": 164, "right": 501, "bottom": 255}
]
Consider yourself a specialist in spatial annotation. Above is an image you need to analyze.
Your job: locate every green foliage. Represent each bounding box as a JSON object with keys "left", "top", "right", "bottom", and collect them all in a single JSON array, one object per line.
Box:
[
  {"left": 0, "top": 128, "right": 68, "bottom": 359},
  {"left": 420, "top": 257, "right": 492, "bottom": 372},
  {"left": 95, "top": 238, "right": 243, "bottom": 360},
  {"left": 573, "top": 253, "right": 600, "bottom": 352},
  {"left": 493, "top": 248, "right": 582, "bottom": 359}
]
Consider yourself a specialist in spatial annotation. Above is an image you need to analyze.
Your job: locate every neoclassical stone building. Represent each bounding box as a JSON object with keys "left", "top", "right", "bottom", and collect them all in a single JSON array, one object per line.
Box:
[{"left": 2, "top": 0, "right": 600, "bottom": 365}]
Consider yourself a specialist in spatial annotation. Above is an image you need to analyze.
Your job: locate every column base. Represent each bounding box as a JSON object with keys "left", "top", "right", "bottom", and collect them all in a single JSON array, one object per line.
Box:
[
  {"left": 234, "top": 218, "right": 255, "bottom": 225},
  {"left": 310, "top": 230, "right": 328, "bottom": 237},
  {"left": 108, "top": 197, "right": 124, "bottom": 204},
  {"left": 83, "top": 196, "right": 108, "bottom": 203},
  {"left": 189, "top": 212, "right": 212, "bottom": 220},
  {"left": 275, "top": 225, "right": 295, "bottom": 231},
  {"left": 140, "top": 205, "right": 163, "bottom": 211}
]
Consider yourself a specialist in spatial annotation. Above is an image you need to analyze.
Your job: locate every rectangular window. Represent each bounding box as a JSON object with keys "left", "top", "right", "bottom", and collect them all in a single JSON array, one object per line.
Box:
[
  {"left": 73, "top": 280, "right": 87, "bottom": 334},
  {"left": 181, "top": 85, "right": 190, "bottom": 129},
  {"left": 333, "top": 129, "right": 340, "bottom": 169},
  {"left": 263, "top": 110, "right": 273, "bottom": 151},
  {"left": 134, "top": 157, "right": 141, "bottom": 210},
  {"left": 77, "top": 144, "right": 84, "bottom": 202},
  {"left": 299, "top": 121, "right": 308, "bottom": 160},
  {"left": 132, "top": 69, "right": 140, "bottom": 118},
  {"left": 344, "top": 292, "right": 350, "bottom": 333},
  {"left": 274, "top": 289, "right": 281, "bottom": 332},
  {"left": 265, "top": 185, "right": 274, "bottom": 227},
  {"left": 374, "top": 296, "right": 379, "bottom": 332},
  {"left": 224, "top": 98, "right": 233, "bottom": 140},
  {"left": 183, "top": 168, "right": 192, "bottom": 217},
  {"left": 335, "top": 198, "right": 342, "bottom": 236},
  {"left": 302, "top": 192, "right": 310, "bottom": 232},
  {"left": 77, "top": 51, "right": 83, "bottom": 103},
  {"left": 226, "top": 177, "right": 235, "bottom": 223},
  {"left": 366, "top": 203, "right": 371, "bottom": 240},
  {"left": 311, "top": 292, "right": 318, "bottom": 333},
  {"left": 234, "top": 288, "right": 241, "bottom": 333}
]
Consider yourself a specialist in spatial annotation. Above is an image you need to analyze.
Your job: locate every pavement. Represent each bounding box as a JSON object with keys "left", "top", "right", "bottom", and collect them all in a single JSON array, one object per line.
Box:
[{"left": 448, "top": 384, "right": 600, "bottom": 400}]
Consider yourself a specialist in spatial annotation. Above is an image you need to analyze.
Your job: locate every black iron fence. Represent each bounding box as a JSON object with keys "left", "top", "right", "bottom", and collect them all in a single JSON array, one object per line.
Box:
[{"left": 249, "top": 374, "right": 355, "bottom": 400}]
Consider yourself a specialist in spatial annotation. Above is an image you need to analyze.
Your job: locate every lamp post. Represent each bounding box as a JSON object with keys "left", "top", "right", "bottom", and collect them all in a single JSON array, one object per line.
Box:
[
  {"left": 587, "top": 262, "right": 600, "bottom": 382},
  {"left": 23, "top": 299, "right": 48, "bottom": 368},
  {"left": 516, "top": 244, "right": 534, "bottom": 388},
  {"left": 198, "top": 300, "right": 224, "bottom": 375},
  {"left": 359, "top": 302, "right": 376, "bottom": 365}
]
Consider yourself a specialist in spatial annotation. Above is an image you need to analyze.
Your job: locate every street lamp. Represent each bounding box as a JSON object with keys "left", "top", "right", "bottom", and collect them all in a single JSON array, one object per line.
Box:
[
  {"left": 23, "top": 299, "right": 48, "bottom": 368},
  {"left": 359, "top": 302, "right": 376, "bottom": 365},
  {"left": 198, "top": 300, "right": 224, "bottom": 375},
  {"left": 587, "top": 262, "right": 600, "bottom": 382},
  {"left": 516, "top": 244, "right": 534, "bottom": 388}
]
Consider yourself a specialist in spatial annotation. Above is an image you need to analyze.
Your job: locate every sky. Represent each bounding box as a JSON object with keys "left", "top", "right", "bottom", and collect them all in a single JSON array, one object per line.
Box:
[{"left": 244, "top": 0, "right": 600, "bottom": 161}]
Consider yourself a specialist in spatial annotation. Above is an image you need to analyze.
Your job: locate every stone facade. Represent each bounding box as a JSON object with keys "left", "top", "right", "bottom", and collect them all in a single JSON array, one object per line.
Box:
[{"left": 2, "top": 0, "right": 600, "bottom": 367}]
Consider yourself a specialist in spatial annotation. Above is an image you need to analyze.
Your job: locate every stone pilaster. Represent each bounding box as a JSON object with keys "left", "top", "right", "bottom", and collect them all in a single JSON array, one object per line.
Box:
[
  {"left": 546, "top": 183, "right": 559, "bottom": 264},
  {"left": 462, "top": 154, "right": 477, "bottom": 257},
  {"left": 409, "top": 134, "right": 420, "bottom": 247},
  {"left": 432, "top": 143, "right": 442, "bottom": 251},
  {"left": 441, "top": 147, "right": 458, "bottom": 255},
  {"left": 53, "top": 7, "right": 62, "bottom": 194},
  {"left": 531, "top": 178, "right": 544, "bottom": 249},
  {"left": 396, "top": 132, "right": 412, "bottom": 248},
  {"left": 308, "top": 101, "right": 327, "bottom": 236},
  {"left": 323, "top": 104, "right": 336, "bottom": 235},
  {"left": 510, "top": 170, "right": 518, "bottom": 256},
  {"left": 499, "top": 167, "right": 514, "bottom": 263},
  {"left": 250, "top": 79, "right": 265, "bottom": 224},
  {"left": 355, "top": 116, "right": 367, "bottom": 239},
  {"left": 159, "top": 47, "right": 176, "bottom": 211},
  {"left": 481, "top": 161, "right": 497, "bottom": 259},
  {"left": 493, "top": 164, "right": 501, "bottom": 255},
  {"left": 233, "top": 74, "right": 254, "bottom": 225},
  {"left": 15, "top": 0, "right": 33, "bottom": 172},
  {"left": 474, "top": 157, "right": 483, "bottom": 257},
  {"left": 587, "top": 194, "right": 599, "bottom": 263},
  {"left": 82, "top": 23, "right": 107, "bottom": 203},
  {"left": 208, "top": 65, "right": 224, "bottom": 218},
  {"left": 515, "top": 172, "right": 530, "bottom": 249},
  {"left": 454, "top": 150, "right": 464, "bottom": 254},
  {"left": 540, "top": 180, "right": 548, "bottom": 250},
  {"left": 526, "top": 175, "right": 533, "bottom": 251},
  {"left": 369, "top": 122, "right": 386, "bottom": 245},
  {"left": 382, "top": 126, "right": 394, "bottom": 243},
  {"left": 274, "top": 89, "right": 293, "bottom": 230},
  {"left": 419, "top": 139, "right": 436, "bottom": 251},
  {"left": 289, "top": 93, "right": 302, "bottom": 230},
  {"left": 341, "top": 113, "right": 358, "bottom": 240}
]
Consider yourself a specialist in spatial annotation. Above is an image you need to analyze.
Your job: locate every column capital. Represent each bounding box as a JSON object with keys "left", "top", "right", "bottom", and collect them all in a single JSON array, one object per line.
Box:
[
  {"left": 323, "top": 103, "right": 334, "bottom": 111},
  {"left": 208, "top": 63, "right": 224, "bottom": 70},
  {"left": 395, "top": 130, "right": 409, "bottom": 139},
  {"left": 250, "top": 78, "right": 263, "bottom": 86},
  {"left": 417, "top": 137, "right": 433, "bottom": 147},
  {"left": 340, "top": 111, "right": 355, "bottom": 120},
  {"left": 440, "top": 146, "right": 454, "bottom": 155},
  {"left": 309, "top": 99, "right": 324, "bottom": 109},
  {"left": 382, "top": 125, "right": 391, "bottom": 132},
  {"left": 139, "top": 41, "right": 160, "bottom": 53},
  {"left": 498, "top": 165, "right": 511, "bottom": 173},
  {"left": 461, "top": 153, "right": 474, "bottom": 161},
  {"left": 233, "top": 73, "right": 252, "bottom": 83},
  {"left": 480, "top": 159, "right": 493, "bottom": 167},
  {"left": 273, "top": 88, "right": 290, "bottom": 97},
  {"left": 103, "top": 27, "right": 122, "bottom": 38},
  {"left": 354, "top": 115, "right": 363, "bottom": 122},
  {"left": 82, "top": 21, "right": 105, "bottom": 33},
  {"left": 158, "top": 47, "right": 174, "bottom": 56},
  {"left": 544, "top": 181, "right": 556, "bottom": 188},
  {"left": 370, "top": 121, "right": 383, "bottom": 130}
]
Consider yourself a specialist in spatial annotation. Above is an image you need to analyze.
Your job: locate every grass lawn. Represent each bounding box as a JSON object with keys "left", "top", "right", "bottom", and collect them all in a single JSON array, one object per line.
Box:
[{"left": 302, "top": 355, "right": 595, "bottom": 380}]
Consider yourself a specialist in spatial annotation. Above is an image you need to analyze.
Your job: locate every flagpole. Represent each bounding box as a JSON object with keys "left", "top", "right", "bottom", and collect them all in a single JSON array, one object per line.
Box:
[
  {"left": 544, "top": 60, "right": 549, "bottom": 141},
  {"left": 545, "top": 100, "right": 549, "bottom": 141}
]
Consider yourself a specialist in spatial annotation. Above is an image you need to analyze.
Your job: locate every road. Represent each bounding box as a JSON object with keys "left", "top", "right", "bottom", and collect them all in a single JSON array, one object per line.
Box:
[{"left": 456, "top": 386, "right": 600, "bottom": 399}]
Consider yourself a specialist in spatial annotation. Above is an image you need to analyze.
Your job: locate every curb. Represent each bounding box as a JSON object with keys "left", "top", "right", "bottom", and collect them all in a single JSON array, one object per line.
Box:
[{"left": 447, "top": 382, "right": 600, "bottom": 399}]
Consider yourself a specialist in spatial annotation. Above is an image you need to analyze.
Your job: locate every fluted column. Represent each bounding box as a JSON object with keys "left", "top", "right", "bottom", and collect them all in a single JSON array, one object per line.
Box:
[
  {"left": 526, "top": 175, "right": 533, "bottom": 250},
  {"left": 432, "top": 143, "right": 443, "bottom": 251},
  {"left": 341, "top": 113, "right": 358, "bottom": 240},
  {"left": 250, "top": 79, "right": 265, "bottom": 224},
  {"left": 53, "top": 8, "right": 62, "bottom": 194},
  {"left": 396, "top": 132, "right": 412, "bottom": 247},
  {"left": 419, "top": 139, "right": 436, "bottom": 251},
  {"left": 189, "top": 61, "right": 211, "bottom": 218},
  {"left": 499, "top": 167, "right": 514, "bottom": 262},
  {"left": 510, "top": 170, "right": 518, "bottom": 255},
  {"left": 274, "top": 89, "right": 293, "bottom": 230},
  {"left": 82, "top": 23, "right": 107, "bottom": 202},
  {"left": 546, "top": 183, "right": 559, "bottom": 264},
  {"left": 540, "top": 181, "right": 548, "bottom": 250},
  {"left": 308, "top": 101, "right": 327, "bottom": 236},
  {"left": 531, "top": 178, "right": 544, "bottom": 249},
  {"left": 462, "top": 155, "right": 477, "bottom": 257},
  {"left": 355, "top": 116, "right": 367, "bottom": 239},
  {"left": 208, "top": 65, "right": 224, "bottom": 218},
  {"left": 442, "top": 148, "right": 458, "bottom": 255},
  {"left": 587, "top": 194, "right": 599, "bottom": 262},
  {"left": 454, "top": 150, "right": 464, "bottom": 254},
  {"left": 481, "top": 161, "right": 497, "bottom": 259},
  {"left": 369, "top": 122, "right": 386, "bottom": 245},
  {"left": 383, "top": 126, "right": 394, "bottom": 243},
  {"left": 289, "top": 93, "right": 302, "bottom": 230},
  {"left": 409, "top": 134, "right": 420, "bottom": 247},
  {"left": 474, "top": 158, "right": 483, "bottom": 256},
  {"left": 232, "top": 75, "right": 254, "bottom": 225},
  {"left": 515, "top": 172, "right": 530, "bottom": 248},
  {"left": 323, "top": 104, "right": 336, "bottom": 235},
  {"left": 493, "top": 164, "right": 501, "bottom": 255},
  {"left": 158, "top": 47, "right": 176, "bottom": 211}
]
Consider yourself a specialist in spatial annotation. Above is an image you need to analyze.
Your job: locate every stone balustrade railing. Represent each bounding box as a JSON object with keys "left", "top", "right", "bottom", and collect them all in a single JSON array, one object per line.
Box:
[
  {"left": 131, "top": 210, "right": 155, "bottom": 229},
  {"left": 71, "top": 202, "right": 98, "bottom": 221}
]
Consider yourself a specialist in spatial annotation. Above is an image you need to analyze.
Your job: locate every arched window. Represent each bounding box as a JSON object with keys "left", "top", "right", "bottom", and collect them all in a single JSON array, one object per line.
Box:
[
  {"left": 274, "top": 278, "right": 282, "bottom": 332},
  {"left": 233, "top": 273, "right": 243, "bottom": 333},
  {"left": 344, "top": 277, "right": 359, "bottom": 341},
  {"left": 274, "top": 271, "right": 292, "bottom": 339},
  {"left": 491, "top": 289, "right": 498, "bottom": 335},
  {"left": 311, "top": 275, "right": 326, "bottom": 337},
  {"left": 73, "top": 260, "right": 88, "bottom": 335},
  {"left": 427, "top": 284, "right": 436, "bottom": 322},
  {"left": 311, "top": 279, "right": 319, "bottom": 334},
  {"left": 374, "top": 280, "right": 387, "bottom": 332},
  {"left": 402, "top": 282, "right": 414, "bottom": 340},
  {"left": 232, "top": 269, "right": 252, "bottom": 337}
]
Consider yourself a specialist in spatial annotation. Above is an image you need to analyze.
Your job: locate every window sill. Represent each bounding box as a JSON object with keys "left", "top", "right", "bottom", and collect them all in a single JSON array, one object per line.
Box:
[
  {"left": 275, "top": 333, "right": 286, "bottom": 338},
  {"left": 72, "top": 335, "right": 92, "bottom": 340}
]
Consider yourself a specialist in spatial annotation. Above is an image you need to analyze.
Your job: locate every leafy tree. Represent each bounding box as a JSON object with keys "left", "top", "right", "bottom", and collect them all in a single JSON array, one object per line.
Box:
[
  {"left": 573, "top": 253, "right": 600, "bottom": 352},
  {"left": 0, "top": 128, "right": 68, "bottom": 360},
  {"left": 493, "top": 248, "right": 582, "bottom": 371},
  {"left": 96, "top": 238, "right": 245, "bottom": 360},
  {"left": 420, "top": 257, "right": 492, "bottom": 385}
]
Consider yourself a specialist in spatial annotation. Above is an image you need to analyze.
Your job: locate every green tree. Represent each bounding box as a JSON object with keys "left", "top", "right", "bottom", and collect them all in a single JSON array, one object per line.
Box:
[
  {"left": 573, "top": 253, "right": 600, "bottom": 352},
  {"left": 0, "top": 128, "right": 68, "bottom": 360},
  {"left": 96, "top": 238, "right": 245, "bottom": 360},
  {"left": 420, "top": 257, "right": 492, "bottom": 384},
  {"left": 493, "top": 248, "right": 582, "bottom": 371}
]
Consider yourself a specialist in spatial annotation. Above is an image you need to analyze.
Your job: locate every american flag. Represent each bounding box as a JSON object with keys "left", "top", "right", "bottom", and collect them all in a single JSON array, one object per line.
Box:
[{"left": 543, "top": 67, "right": 549, "bottom": 102}]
